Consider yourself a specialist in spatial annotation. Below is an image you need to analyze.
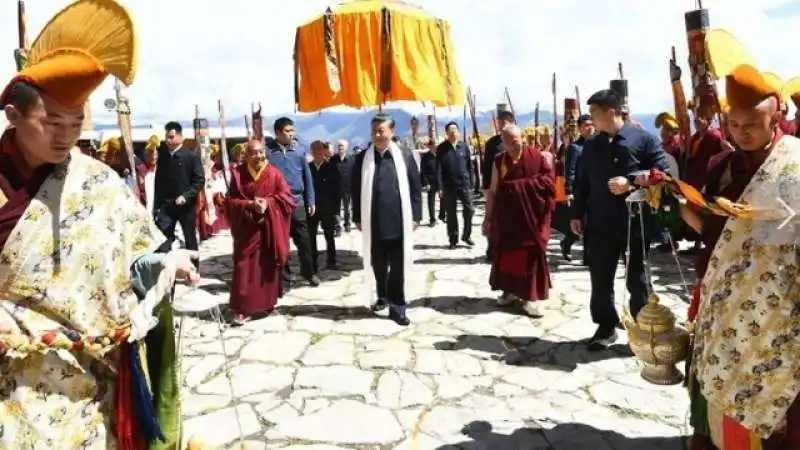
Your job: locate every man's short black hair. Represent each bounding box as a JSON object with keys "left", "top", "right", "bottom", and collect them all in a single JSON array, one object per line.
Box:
[
  {"left": 497, "top": 110, "right": 515, "bottom": 122},
  {"left": 371, "top": 113, "right": 395, "bottom": 129},
  {"left": 586, "top": 89, "right": 622, "bottom": 113},
  {"left": 165, "top": 121, "right": 182, "bottom": 134},
  {"left": 273, "top": 117, "right": 294, "bottom": 133},
  {"left": 3, "top": 82, "right": 42, "bottom": 115},
  {"left": 444, "top": 121, "right": 459, "bottom": 131},
  {"left": 578, "top": 114, "right": 592, "bottom": 125}
]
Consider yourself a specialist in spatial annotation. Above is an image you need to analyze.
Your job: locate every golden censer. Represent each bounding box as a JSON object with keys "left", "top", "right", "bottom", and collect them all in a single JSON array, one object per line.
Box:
[{"left": 623, "top": 293, "right": 690, "bottom": 385}]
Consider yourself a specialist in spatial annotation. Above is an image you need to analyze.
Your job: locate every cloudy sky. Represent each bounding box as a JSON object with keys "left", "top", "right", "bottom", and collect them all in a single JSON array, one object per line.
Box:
[{"left": 1, "top": 0, "right": 799, "bottom": 125}]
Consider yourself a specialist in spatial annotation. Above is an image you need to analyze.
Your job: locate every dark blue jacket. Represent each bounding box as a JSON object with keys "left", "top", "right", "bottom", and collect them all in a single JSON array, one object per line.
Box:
[
  {"left": 267, "top": 142, "right": 315, "bottom": 207},
  {"left": 564, "top": 139, "right": 584, "bottom": 195},
  {"left": 572, "top": 123, "right": 670, "bottom": 231},
  {"left": 435, "top": 140, "right": 473, "bottom": 191}
]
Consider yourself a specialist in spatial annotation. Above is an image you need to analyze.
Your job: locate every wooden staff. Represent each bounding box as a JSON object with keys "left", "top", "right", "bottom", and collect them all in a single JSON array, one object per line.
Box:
[
  {"left": 217, "top": 100, "right": 230, "bottom": 186},
  {"left": 575, "top": 86, "right": 582, "bottom": 116},
  {"left": 504, "top": 87, "right": 515, "bottom": 116},
  {"left": 251, "top": 102, "right": 264, "bottom": 143},
  {"left": 552, "top": 73, "right": 559, "bottom": 152},
  {"left": 114, "top": 79, "right": 138, "bottom": 197},
  {"left": 533, "top": 101, "right": 540, "bottom": 142},
  {"left": 670, "top": 46, "right": 691, "bottom": 144},
  {"left": 15, "top": 0, "right": 27, "bottom": 71},
  {"left": 466, "top": 88, "right": 481, "bottom": 153},
  {"left": 244, "top": 114, "right": 251, "bottom": 136}
]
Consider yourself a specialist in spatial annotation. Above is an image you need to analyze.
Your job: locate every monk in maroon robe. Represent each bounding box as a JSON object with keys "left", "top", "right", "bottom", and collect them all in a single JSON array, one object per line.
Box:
[
  {"left": 484, "top": 124, "right": 555, "bottom": 318},
  {"left": 227, "top": 138, "right": 295, "bottom": 325}
]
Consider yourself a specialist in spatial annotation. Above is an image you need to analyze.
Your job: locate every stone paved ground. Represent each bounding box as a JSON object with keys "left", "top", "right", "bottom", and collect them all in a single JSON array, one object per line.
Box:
[{"left": 176, "top": 203, "right": 696, "bottom": 449}]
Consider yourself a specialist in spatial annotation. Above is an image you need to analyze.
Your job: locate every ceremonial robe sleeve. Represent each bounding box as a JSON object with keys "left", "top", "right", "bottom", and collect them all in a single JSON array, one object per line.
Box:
[
  {"left": 405, "top": 150, "right": 423, "bottom": 222},
  {"left": 351, "top": 153, "right": 364, "bottom": 224}
]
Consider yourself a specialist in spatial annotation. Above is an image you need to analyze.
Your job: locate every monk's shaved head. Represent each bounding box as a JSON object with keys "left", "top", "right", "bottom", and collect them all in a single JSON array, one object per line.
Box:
[
  {"left": 501, "top": 124, "right": 522, "bottom": 138},
  {"left": 727, "top": 95, "right": 779, "bottom": 151},
  {"left": 500, "top": 124, "right": 523, "bottom": 152}
]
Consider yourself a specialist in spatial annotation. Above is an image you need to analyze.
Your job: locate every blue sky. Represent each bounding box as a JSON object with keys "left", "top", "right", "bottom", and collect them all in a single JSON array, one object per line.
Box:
[{"left": 1, "top": 0, "right": 799, "bottom": 125}]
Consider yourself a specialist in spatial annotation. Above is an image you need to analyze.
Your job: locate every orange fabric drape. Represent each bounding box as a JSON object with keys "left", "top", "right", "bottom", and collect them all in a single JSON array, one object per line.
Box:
[{"left": 295, "top": 6, "right": 463, "bottom": 112}]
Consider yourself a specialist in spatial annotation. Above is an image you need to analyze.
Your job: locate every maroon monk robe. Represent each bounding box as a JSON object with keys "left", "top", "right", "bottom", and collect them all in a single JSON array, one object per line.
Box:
[
  {"left": 227, "top": 163, "right": 295, "bottom": 316},
  {"left": 683, "top": 127, "right": 724, "bottom": 190},
  {"left": 0, "top": 129, "right": 55, "bottom": 249},
  {"left": 489, "top": 147, "right": 555, "bottom": 301}
]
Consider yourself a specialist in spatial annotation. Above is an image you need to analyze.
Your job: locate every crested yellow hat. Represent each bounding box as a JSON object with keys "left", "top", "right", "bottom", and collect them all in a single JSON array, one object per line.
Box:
[
  {"left": 144, "top": 134, "right": 160, "bottom": 151},
  {"left": 231, "top": 143, "right": 246, "bottom": 155},
  {"left": 97, "top": 136, "right": 120, "bottom": 154},
  {"left": 726, "top": 64, "right": 780, "bottom": 110},
  {"left": 0, "top": 0, "right": 137, "bottom": 109},
  {"left": 654, "top": 112, "right": 679, "bottom": 130}
]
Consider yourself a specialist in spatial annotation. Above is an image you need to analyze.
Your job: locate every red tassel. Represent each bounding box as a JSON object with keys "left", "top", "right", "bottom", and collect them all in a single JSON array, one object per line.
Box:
[
  {"left": 116, "top": 343, "right": 146, "bottom": 450},
  {"left": 688, "top": 283, "right": 701, "bottom": 321}
]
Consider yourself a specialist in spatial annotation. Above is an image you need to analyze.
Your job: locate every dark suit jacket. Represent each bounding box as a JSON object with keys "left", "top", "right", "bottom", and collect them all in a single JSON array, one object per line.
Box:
[
  {"left": 330, "top": 153, "right": 354, "bottom": 195},
  {"left": 420, "top": 151, "right": 438, "bottom": 189},
  {"left": 351, "top": 146, "right": 422, "bottom": 225},
  {"left": 309, "top": 160, "right": 341, "bottom": 216},
  {"left": 564, "top": 141, "right": 584, "bottom": 195},
  {"left": 435, "top": 140, "right": 472, "bottom": 192},
  {"left": 154, "top": 145, "right": 205, "bottom": 208},
  {"left": 573, "top": 123, "right": 670, "bottom": 231}
]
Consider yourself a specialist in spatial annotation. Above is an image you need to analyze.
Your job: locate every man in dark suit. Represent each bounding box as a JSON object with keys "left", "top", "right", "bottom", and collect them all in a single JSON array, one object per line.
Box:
[
  {"left": 571, "top": 90, "right": 671, "bottom": 350},
  {"left": 352, "top": 113, "right": 422, "bottom": 326},
  {"left": 308, "top": 140, "right": 341, "bottom": 271},
  {"left": 569, "top": 114, "right": 596, "bottom": 266},
  {"left": 436, "top": 122, "right": 475, "bottom": 248},
  {"left": 154, "top": 121, "right": 205, "bottom": 264},
  {"left": 330, "top": 139, "right": 354, "bottom": 234},
  {"left": 419, "top": 142, "right": 439, "bottom": 226},
  {"left": 268, "top": 117, "right": 319, "bottom": 287}
]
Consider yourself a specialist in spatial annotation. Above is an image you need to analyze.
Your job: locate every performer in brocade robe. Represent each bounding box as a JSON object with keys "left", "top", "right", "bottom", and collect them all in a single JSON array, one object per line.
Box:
[
  {"left": 0, "top": 1, "right": 199, "bottom": 448},
  {"left": 227, "top": 139, "right": 294, "bottom": 326},
  {"left": 485, "top": 124, "right": 555, "bottom": 318},
  {"left": 683, "top": 64, "right": 800, "bottom": 450}
]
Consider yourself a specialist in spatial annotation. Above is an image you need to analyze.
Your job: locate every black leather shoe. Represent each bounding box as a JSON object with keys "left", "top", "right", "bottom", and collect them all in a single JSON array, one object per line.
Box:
[
  {"left": 389, "top": 310, "right": 410, "bottom": 326},
  {"left": 462, "top": 237, "right": 475, "bottom": 247},
  {"left": 560, "top": 240, "right": 573, "bottom": 262},
  {"left": 371, "top": 297, "right": 388, "bottom": 312}
]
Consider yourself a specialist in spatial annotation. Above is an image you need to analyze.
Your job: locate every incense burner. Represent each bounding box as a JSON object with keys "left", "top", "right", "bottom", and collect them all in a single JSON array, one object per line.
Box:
[{"left": 623, "top": 293, "right": 691, "bottom": 385}]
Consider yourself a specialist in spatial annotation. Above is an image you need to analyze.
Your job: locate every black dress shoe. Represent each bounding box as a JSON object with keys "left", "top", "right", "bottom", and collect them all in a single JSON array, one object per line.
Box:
[
  {"left": 327, "top": 261, "right": 338, "bottom": 270},
  {"left": 462, "top": 237, "right": 475, "bottom": 247},
  {"left": 306, "top": 275, "right": 321, "bottom": 286},
  {"left": 388, "top": 310, "right": 410, "bottom": 326},
  {"left": 448, "top": 243, "right": 457, "bottom": 250},
  {"left": 560, "top": 240, "right": 573, "bottom": 262},
  {"left": 371, "top": 297, "right": 388, "bottom": 312},
  {"left": 587, "top": 326, "right": 618, "bottom": 351}
]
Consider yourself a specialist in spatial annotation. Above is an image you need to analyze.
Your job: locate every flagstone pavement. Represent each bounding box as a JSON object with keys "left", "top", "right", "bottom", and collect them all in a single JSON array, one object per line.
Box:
[{"left": 176, "top": 205, "right": 696, "bottom": 450}]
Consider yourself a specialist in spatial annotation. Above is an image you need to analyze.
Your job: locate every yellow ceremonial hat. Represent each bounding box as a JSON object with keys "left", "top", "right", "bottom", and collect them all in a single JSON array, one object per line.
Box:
[
  {"left": 0, "top": 0, "right": 137, "bottom": 110},
  {"left": 97, "top": 136, "right": 120, "bottom": 154},
  {"left": 717, "top": 97, "right": 730, "bottom": 114},
  {"left": 231, "top": 143, "right": 246, "bottom": 155},
  {"left": 208, "top": 143, "right": 219, "bottom": 156},
  {"left": 654, "top": 112, "right": 679, "bottom": 130},
  {"left": 537, "top": 125, "right": 552, "bottom": 136},
  {"left": 725, "top": 64, "right": 780, "bottom": 110},
  {"left": 144, "top": 134, "right": 160, "bottom": 152}
]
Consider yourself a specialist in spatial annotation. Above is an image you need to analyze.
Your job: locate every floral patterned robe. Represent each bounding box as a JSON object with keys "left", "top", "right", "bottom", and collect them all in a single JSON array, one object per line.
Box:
[{"left": 0, "top": 152, "right": 173, "bottom": 449}]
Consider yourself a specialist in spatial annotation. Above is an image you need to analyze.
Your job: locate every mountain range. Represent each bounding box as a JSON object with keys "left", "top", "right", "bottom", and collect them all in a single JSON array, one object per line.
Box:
[{"left": 93, "top": 108, "right": 662, "bottom": 146}]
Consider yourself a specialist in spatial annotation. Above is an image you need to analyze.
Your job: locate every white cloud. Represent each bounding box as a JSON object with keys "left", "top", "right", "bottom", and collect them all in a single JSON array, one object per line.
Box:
[{"left": 1, "top": 0, "right": 798, "bottom": 125}]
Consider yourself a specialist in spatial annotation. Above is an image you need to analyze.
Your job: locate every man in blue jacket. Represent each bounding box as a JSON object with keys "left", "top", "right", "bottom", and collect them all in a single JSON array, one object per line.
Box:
[
  {"left": 571, "top": 90, "right": 670, "bottom": 350},
  {"left": 268, "top": 117, "right": 320, "bottom": 287}
]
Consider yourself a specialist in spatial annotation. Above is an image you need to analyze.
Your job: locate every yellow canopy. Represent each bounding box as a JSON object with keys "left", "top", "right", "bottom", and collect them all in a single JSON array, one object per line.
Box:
[
  {"left": 294, "top": 0, "right": 464, "bottom": 112},
  {"left": 705, "top": 29, "right": 754, "bottom": 80},
  {"left": 762, "top": 72, "right": 784, "bottom": 100}
]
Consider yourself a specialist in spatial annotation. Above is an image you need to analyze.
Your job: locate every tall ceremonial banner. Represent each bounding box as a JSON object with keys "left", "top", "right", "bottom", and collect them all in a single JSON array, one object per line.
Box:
[
  {"left": 684, "top": 6, "right": 718, "bottom": 121},
  {"left": 610, "top": 62, "right": 629, "bottom": 116},
  {"left": 251, "top": 102, "right": 264, "bottom": 143}
]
